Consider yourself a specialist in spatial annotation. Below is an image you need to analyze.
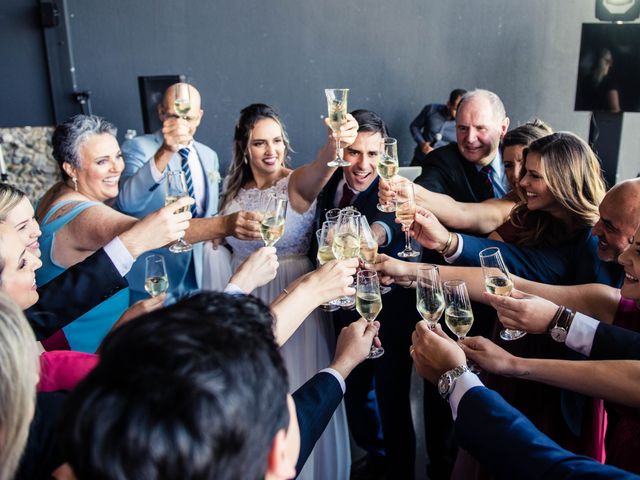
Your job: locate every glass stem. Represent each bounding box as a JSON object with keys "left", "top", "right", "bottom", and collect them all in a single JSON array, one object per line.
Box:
[
  {"left": 404, "top": 228, "right": 411, "bottom": 251},
  {"left": 335, "top": 136, "right": 341, "bottom": 160}
]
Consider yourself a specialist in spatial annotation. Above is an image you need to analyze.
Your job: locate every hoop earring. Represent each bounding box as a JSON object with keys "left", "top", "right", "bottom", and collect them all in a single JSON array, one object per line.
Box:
[{"left": 72, "top": 177, "right": 78, "bottom": 192}]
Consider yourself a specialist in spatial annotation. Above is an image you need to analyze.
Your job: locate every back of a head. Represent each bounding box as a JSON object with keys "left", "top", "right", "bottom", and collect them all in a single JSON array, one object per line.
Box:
[
  {"left": 63, "top": 292, "right": 290, "bottom": 480},
  {"left": 503, "top": 119, "right": 553, "bottom": 148},
  {"left": 350, "top": 109, "right": 389, "bottom": 137},
  {"left": 0, "top": 293, "right": 39, "bottom": 480},
  {"left": 448, "top": 88, "right": 467, "bottom": 104},
  {"left": 526, "top": 131, "right": 606, "bottom": 227},
  {"left": 458, "top": 89, "right": 506, "bottom": 121}
]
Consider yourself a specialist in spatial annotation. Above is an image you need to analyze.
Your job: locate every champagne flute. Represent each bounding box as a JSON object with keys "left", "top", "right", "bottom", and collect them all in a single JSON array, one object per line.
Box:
[
  {"left": 376, "top": 137, "right": 399, "bottom": 212},
  {"left": 174, "top": 83, "right": 191, "bottom": 118},
  {"left": 356, "top": 270, "right": 384, "bottom": 359},
  {"left": 358, "top": 216, "right": 391, "bottom": 294},
  {"left": 325, "top": 88, "right": 350, "bottom": 167},
  {"left": 416, "top": 264, "right": 445, "bottom": 329},
  {"left": 396, "top": 183, "right": 420, "bottom": 258},
  {"left": 145, "top": 254, "right": 169, "bottom": 298},
  {"left": 479, "top": 247, "right": 526, "bottom": 341},
  {"left": 165, "top": 171, "right": 193, "bottom": 253},
  {"left": 326, "top": 208, "right": 342, "bottom": 223},
  {"left": 443, "top": 280, "right": 474, "bottom": 341},
  {"left": 260, "top": 194, "right": 288, "bottom": 247},
  {"left": 332, "top": 210, "right": 360, "bottom": 308},
  {"left": 316, "top": 221, "right": 340, "bottom": 312}
]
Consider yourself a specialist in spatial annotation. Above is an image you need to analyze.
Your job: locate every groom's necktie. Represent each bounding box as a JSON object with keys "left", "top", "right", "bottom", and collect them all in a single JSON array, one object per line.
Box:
[{"left": 179, "top": 147, "right": 198, "bottom": 217}]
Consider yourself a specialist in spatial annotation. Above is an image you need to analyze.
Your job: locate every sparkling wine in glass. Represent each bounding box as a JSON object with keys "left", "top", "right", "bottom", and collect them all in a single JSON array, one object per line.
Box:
[
  {"left": 356, "top": 270, "right": 384, "bottom": 359},
  {"left": 325, "top": 208, "right": 342, "bottom": 223},
  {"left": 325, "top": 89, "right": 350, "bottom": 167},
  {"left": 443, "top": 280, "right": 474, "bottom": 340},
  {"left": 316, "top": 221, "right": 340, "bottom": 312},
  {"left": 145, "top": 254, "right": 169, "bottom": 297},
  {"left": 165, "top": 171, "right": 193, "bottom": 253},
  {"left": 377, "top": 138, "right": 399, "bottom": 212},
  {"left": 332, "top": 210, "right": 360, "bottom": 308},
  {"left": 261, "top": 194, "right": 288, "bottom": 247},
  {"left": 358, "top": 216, "right": 391, "bottom": 294},
  {"left": 479, "top": 247, "right": 526, "bottom": 341},
  {"left": 416, "top": 264, "right": 444, "bottom": 329},
  {"left": 396, "top": 183, "right": 420, "bottom": 258},
  {"left": 174, "top": 83, "right": 191, "bottom": 118}
]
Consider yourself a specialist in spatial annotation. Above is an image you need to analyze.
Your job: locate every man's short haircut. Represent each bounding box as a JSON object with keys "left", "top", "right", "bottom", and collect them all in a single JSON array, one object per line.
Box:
[
  {"left": 350, "top": 109, "right": 389, "bottom": 137},
  {"left": 458, "top": 89, "right": 506, "bottom": 122},
  {"left": 448, "top": 89, "right": 467, "bottom": 104},
  {"left": 62, "top": 292, "right": 290, "bottom": 480}
]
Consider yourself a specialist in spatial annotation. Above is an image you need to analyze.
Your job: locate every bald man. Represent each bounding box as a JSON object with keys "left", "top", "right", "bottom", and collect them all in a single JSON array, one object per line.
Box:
[{"left": 117, "top": 83, "right": 261, "bottom": 302}]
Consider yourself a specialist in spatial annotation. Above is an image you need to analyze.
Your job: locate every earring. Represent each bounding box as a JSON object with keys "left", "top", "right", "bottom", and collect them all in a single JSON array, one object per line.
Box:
[
  {"left": 243, "top": 155, "right": 248, "bottom": 165},
  {"left": 72, "top": 177, "right": 78, "bottom": 192}
]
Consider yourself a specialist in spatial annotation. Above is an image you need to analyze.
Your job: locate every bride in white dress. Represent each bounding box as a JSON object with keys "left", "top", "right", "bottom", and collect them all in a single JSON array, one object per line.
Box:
[{"left": 209, "top": 104, "right": 358, "bottom": 480}]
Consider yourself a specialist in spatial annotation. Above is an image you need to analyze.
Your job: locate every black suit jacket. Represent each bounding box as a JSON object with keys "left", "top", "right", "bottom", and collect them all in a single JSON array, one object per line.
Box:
[
  {"left": 26, "top": 248, "right": 128, "bottom": 341},
  {"left": 590, "top": 322, "right": 640, "bottom": 360},
  {"left": 455, "top": 386, "right": 637, "bottom": 479},
  {"left": 293, "top": 371, "right": 344, "bottom": 475},
  {"left": 414, "top": 142, "right": 494, "bottom": 202}
]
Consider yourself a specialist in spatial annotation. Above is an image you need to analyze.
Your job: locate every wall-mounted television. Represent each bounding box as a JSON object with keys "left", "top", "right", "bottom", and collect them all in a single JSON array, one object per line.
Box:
[{"left": 575, "top": 23, "right": 640, "bottom": 112}]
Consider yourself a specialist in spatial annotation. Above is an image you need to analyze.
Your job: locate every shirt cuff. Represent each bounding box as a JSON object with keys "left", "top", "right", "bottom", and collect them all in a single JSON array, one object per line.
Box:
[
  {"left": 104, "top": 237, "right": 135, "bottom": 276},
  {"left": 223, "top": 283, "right": 245, "bottom": 296},
  {"left": 444, "top": 234, "right": 463, "bottom": 263},
  {"left": 449, "top": 370, "right": 484, "bottom": 420},
  {"left": 372, "top": 221, "right": 392, "bottom": 248},
  {"left": 565, "top": 312, "right": 598, "bottom": 357},
  {"left": 150, "top": 158, "right": 167, "bottom": 183},
  {"left": 318, "top": 367, "right": 346, "bottom": 394}
]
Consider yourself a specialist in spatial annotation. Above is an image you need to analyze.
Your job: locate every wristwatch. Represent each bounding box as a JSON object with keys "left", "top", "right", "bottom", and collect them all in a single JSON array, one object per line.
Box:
[
  {"left": 549, "top": 307, "right": 575, "bottom": 343},
  {"left": 438, "top": 365, "right": 469, "bottom": 400}
]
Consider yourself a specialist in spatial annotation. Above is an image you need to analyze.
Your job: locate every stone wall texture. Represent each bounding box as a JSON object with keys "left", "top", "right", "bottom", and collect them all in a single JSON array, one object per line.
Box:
[{"left": 0, "top": 127, "right": 61, "bottom": 204}]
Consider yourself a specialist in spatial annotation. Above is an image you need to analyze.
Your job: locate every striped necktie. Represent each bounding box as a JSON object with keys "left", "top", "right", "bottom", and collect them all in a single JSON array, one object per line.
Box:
[
  {"left": 178, "top": 148, "right": 198, "bottom": 216},
  {"left": 480, "top": 165, "right": 495, "bottom": 198}
]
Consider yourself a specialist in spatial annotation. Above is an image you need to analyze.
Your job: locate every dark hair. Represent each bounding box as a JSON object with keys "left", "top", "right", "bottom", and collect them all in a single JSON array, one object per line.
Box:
[
  {"left": 62, "top": 292, "right": 290, "bottom": 480},
  {"left": 220, "top": 103, "right": 292, "bottom": 212},
  {"left": 503, "top": 118, "right": 553, "bottom": 148},
  {"left": 448, "top": 89, "right": 467, "bottom": 104},
  {"left": 350, "top": 109, "right": 389, "bottom": 137},
  {"left": 52, "top": 114, "right": 117, "bottom": 180}
]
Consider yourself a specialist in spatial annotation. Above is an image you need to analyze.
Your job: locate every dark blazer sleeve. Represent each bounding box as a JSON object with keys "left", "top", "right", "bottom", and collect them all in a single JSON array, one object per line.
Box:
[
  {"left": 26, "top": 248, "right": 128, "bottom": 340},
  {"left": 455, "top": 386, "right": 637, "bottom": 480},
  {"left": 293, "top": 371, "right": 344, "bottom": 475},
  {"left": 590, "top": 322, "right": 640, "bottom": 360}
]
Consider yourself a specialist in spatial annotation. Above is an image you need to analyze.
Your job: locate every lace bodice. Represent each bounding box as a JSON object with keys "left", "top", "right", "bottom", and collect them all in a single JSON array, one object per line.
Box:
[{"left": 224, "top": 175, "right": 317, "bottom": 258}]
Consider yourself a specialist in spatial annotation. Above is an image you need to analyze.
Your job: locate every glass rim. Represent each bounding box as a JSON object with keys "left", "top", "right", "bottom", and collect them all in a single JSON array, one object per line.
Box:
[
  {"left": 146, "top": 253, "right": 165, "bottom": 262},
  {"left": 381, "top": 137, "right": 398, "bottom": 145},
  {"left": 357, "top": 269, "right": 378, "bottom": 279},
  {"left": 417, "top": 263, "right": 439, "bottom": 272},
  {"left": 443, "top": 279, "right": 466, "bottom": 288},
  {"left": 479, "top": 246, "right": 501, "bottom": 258},
  {"left": 324, "top": 88, "right": 349, "bottom": 92}
]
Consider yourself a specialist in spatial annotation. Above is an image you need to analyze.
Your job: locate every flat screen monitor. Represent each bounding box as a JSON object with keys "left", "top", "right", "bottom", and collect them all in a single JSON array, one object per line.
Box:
[{"left": 575, "top": 23, "right": 640, "bottom": 112}]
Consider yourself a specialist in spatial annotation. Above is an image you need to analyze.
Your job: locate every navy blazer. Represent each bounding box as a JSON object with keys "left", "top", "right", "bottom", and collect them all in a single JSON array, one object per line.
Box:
[
  {"left": 455, "top": 230, "right": 624, "bottom": 287},
  {"left": 455, "top": 386, "right": 638, "bottom": 479},
  {"left": 26, "top": 248, "right": 128, "bottom": 341},
  {"left": 293, "top": 371, "right": 344, "bottom": 475},
  {"left": 590, "top": 322, "right": 640, "bottom": 360},
  {"left": 414, "top": 142, "right": 494, "bottom": 203}
]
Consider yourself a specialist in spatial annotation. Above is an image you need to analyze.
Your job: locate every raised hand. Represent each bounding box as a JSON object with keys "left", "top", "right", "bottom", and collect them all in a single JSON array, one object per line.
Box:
[
  {"left": 230, "top": 247, "right": 279, "bottom": 293},
  {"left": 459, "top": 336, "right": 518, "bottom": 376},
  {"left": 324, "top": 113, "right": 359, "bottom": 149},
  {"left": 370, "top": 253, "right": 415, "bottom": 286},
  {"left": 330, "top": 318, "right": 380, "bottom": 379},
  {"left": 224, "top": 210, "right": 263, "bottom": 240},
  {"left": 482, "top": 289, "right": 558, "bottom": 334},
  {"left": 409, "top": 206, "right": 451, "bottom": 252},
  {"left": 120, "top": 196, "right": 193, "bottom": 258},
  {"left": 378, "top": 175, "right": 411, "bottom": 208},
  {"left": 161, "top": 116, "right": 193, "bottom": 152},
  {"left": 411, "top": 322, "right": 467, "bottom": 384}
]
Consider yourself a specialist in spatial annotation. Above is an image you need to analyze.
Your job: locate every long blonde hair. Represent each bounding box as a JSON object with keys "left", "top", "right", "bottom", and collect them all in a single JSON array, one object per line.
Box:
[
  {"left": 219, "top": 104, "right": 292, "bottom": 212},
  {"left": 0, "top": 183, "right": 26, "bottom": 222},
  {"left": 0, "top": 293, "right": 39, "bottom": 480},
  {"left": 509, "top": 132, "right": 606, "bottom": 247}
]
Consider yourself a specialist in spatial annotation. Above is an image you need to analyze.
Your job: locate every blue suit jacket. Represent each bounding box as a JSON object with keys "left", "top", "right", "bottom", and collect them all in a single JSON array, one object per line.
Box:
[
  {"left": 590, "top": 321, "right": 640, "bottom": 360},
  {"left": 455, "top": 386, "right": 638, "bottom": 479},
  {"left": 293, "top": 371, "right": 344, "bottom": 475},
  {"left": 116, "top": 131, "right": 220, "bottom": 297},
  {"left": 455, "top": 230, "right": 624, "bottom": 287}
]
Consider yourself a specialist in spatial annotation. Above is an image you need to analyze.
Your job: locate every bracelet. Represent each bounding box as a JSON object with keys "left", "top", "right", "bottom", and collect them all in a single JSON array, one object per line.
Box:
[
  {"left": 282, "top": 288, "right": 290, "bottom": 296},
  {"left": 546, "top": 305, "right": 565, "bottom": 333},
  {"left": 402, "top": 281, "right": 416, "bottom": 289},
  {"left": 438, "top": 232, "right": 454, "bottom": 255}
]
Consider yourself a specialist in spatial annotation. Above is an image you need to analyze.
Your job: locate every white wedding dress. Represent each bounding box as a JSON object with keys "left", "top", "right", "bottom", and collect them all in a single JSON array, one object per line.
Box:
[{"left": 207, "top": 175, "right": 350, "bottom": 480}]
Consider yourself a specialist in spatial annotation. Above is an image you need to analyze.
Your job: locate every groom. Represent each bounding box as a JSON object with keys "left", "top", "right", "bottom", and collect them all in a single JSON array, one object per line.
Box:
[{"left": 314, "top": 109, "right": 420, "bottom": 479}]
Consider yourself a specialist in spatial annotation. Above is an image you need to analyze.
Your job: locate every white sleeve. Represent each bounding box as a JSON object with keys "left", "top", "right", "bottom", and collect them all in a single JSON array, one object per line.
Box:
[
  {"left": 448, "top": 371, "right": 485, "bottom": 420},
  {"left": 104, "top": 237, "right": 135, "bottom": 276},
  {"left": 565, "top": 312, "right": 598, "bottom": 357}
]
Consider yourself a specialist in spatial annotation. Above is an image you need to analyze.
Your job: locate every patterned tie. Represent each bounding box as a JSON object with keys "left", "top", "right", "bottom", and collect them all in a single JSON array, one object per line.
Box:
[
  {"left": 338, "top": 182, "right": 356, "bottom": 208},
  {"left": 178, "top": 148, "right": 198, "bottom": 217},
  {"left": 480, "top": 165, "right": 495, "bottom": 199}
]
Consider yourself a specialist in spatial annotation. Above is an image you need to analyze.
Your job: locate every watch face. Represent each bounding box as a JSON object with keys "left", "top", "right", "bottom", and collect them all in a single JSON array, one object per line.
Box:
[
  {"left": 438, "top": 373, "right": 452, "bottom": 397},
  {"left": 550, "top": 327, "right": 567, "bottom": 343}
]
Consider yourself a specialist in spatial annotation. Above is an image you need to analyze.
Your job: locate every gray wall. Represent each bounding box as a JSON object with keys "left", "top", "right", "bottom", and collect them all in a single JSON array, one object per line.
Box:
[{"left": 1, "top": 0, "right": 638, "bottom": 178}]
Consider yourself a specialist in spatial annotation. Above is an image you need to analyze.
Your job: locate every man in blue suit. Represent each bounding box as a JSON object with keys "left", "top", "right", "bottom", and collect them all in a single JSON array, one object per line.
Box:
[
  {"left": 117, "top": 83, "right": 261, "bottom": 302},
  {"left": 61, "top": 292, "right": 379, "bottom": 479},
  {"left": 314, "top": 109, "right": 419, "bottom": 479},
  {"left": 410, "top": 320, "right": 638, "bottom": 480}
]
